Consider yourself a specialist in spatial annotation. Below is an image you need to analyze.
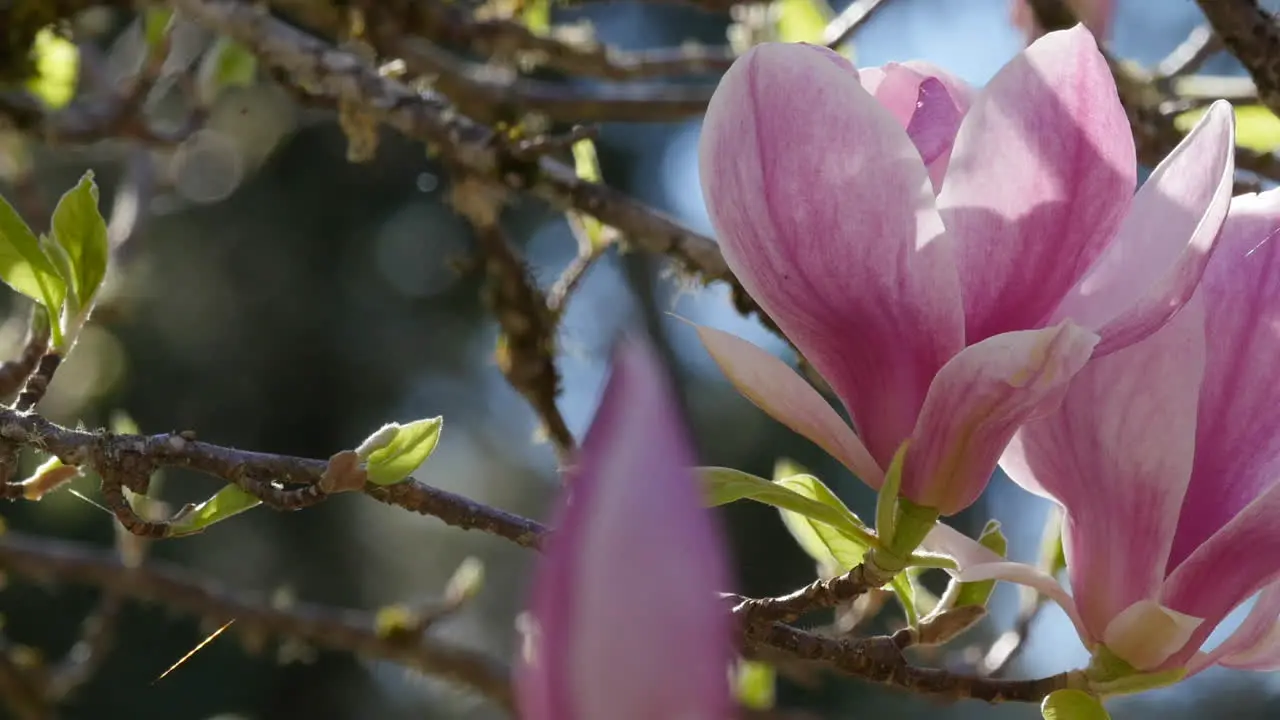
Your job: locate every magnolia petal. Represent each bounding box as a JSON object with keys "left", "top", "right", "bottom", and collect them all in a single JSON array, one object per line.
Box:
[
  {"left": 1052, "top": 101, "right": 1236, "bottom": 356},
  {"left": 922, "top": 520, "right": 1001, "bottom": 569},
  {"left": 902, "top": 321, "right": 1098, "bottom": 515},
  {"left": 1101, "top": 599, "right": 1203, "bottom": 672},
  {"left": 1160, "top": 480, "right": 1280, "bottom": 670},
  {"left": 958, "top": 560, "right": 1090, "bottom": 644},
  {"left": 518, "top": 338, "right": 734, "bottom": 720},
  {"left": 923, "top": 523, "right": 1089, "bottom": 642},
  {"left": 999, "top": 301, "right": 1204, "bottom": 639},
  {"left": 1186, "top": 584, "right": 1280, "bottom": 675},
  {"left": 696, "top": 325, "right": 883, "bottom": 487},
  {"left": 860, "top": 61, "right": 972, "bottom": 189},
  {"left": 700, "top": 41, "right": 965, "bottom": 468},
  {"left": 938, "top": 25, "right": 1135, "bottom": 342},
  {"left": 1169, "top": 189, "right": 1280, "bottom": 569}
]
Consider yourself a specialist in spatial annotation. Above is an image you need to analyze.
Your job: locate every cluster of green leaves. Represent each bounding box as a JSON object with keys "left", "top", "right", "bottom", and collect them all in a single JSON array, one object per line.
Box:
[
  {"left": 704, "top": 461, "right": 935, "bottom": 627},
  {"left": 700, "top": 453, "right": 1012, "bottom": 629},
  {"left": 0, "top": 171, "right": 108, "bottom": 351}
]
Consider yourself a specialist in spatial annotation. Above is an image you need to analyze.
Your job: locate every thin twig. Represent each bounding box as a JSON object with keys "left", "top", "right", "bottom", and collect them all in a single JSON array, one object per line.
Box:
[
  {"left": 0, "top": 530, "right": 516, "bottom": 711},
  {"left": 453, "top": 176, "right": 577, "bottom": 461},
  {"left": 1194, "top": 0, "right": 1280, "bottom": 119},
  {"left": 1154, "top": 24, "right": 1221, "bottom": 83},
  {"left": 0, "top": 406, "right": 547, "bottom": 547},
  {"left": 731, "top": 562, "right": 891, "bottom": 627},
  {"left": 741, "top": 622, "right": 1076, "bottom": 704},
  {"left": 823, "top": 0, "right": 890, "bottom": 48}
]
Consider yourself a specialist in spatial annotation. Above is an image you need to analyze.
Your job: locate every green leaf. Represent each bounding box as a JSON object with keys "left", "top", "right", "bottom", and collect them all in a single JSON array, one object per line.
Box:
[
  {"left": 50, "top": 170, "right": 109, "bottom": 309},
  {"left": 1039, "top": 507, "right": 1067, "bottom": 577},
  {"left": 197, "top": 38, "right": 258, "bottom": 105},
  {"left": 1041, "top": 690, "right": 1111, "bottom": 720},
  {"left": 570, "top": 139, "right": 610, "bottom": 252},
  {"left": 109, "top": 409, "right": 140, "bottom": 436},
  {"left": 144, "top": 7, "right": 175, "bottom": 49},
  {"left": 875, "top": 440, "right": 908, "bottom": 548},
  {"left": 169, "top": 484, "right": 261, "bottom": 537},
  {"left": 771, "top": 460, "right": 869, "bottom": 569},
  {"left": 520, "top": 0, "right": 553, "bottom": 36},
  {"left": 734, "top": 660, "right": 776, "bottom": 711},
  {"left": 0, "top": 190, "right": 67, "bottom": 338},
  {"left": 25, "top": 28, "right": 79, "bottom": 110},
  {"left": 954, "top": 519, "right": 1006, "bottom": 608},
  {"left": 1175, "top": 104, "right": 1280, "bottom": 153},
  {"left": 890, "top": 571, "right": 918, "bottom": 626},
  {"left": 700, "top": 467, "right": 875, "bottom": 547},
  {"left": 776, "top": 0, "right": 832, "bottom": 44},
  {"left": 362, "top": 417, "right": 443, "bottom": 485}
]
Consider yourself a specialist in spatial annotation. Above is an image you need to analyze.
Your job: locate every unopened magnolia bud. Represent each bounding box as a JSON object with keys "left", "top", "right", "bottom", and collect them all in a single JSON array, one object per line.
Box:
[{"left": 19, "top": 458, "right": 80, "bottom": 500}]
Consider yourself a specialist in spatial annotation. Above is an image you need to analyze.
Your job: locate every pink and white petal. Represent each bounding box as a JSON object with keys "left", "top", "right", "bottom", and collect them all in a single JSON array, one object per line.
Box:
[
  {"left": 899, "top": 60, "right": 975, "bottom": 113},
  {"left": 860, "top": 61, "right": 974, "bottom": 125},
  {"left": 1186, "top": 584, "right": 1280, "bottom": 675},
  {"left": 696, "top": 325, "right": 883, "bottom": 487},
  {"left": 520, "top": 338, "right": 735, "bottom": 720},
  {"left": 859, "top": 61, "right": 971, "bottom": 189},
  {"left": 1051, "top": 101, "right": 1236, "bottom": 356},
  {"left": 907, "top": 78, "right": 965, "bottom": 190},
  {"left": 938, "top": 25, "right": 1135, "bottom": 342},
  {"left": 999, "top": 300, "right": 1205, "bottom": 639},
  {"left": 1100, "top": 600, "right": 1203, "bottom": 671},
  {"left": 1161, "top": 481, "right": 1280, "bottom": 671},
  {"left": 960, "top": 560, "right": 1091, "bottom": 644},
  {"left": 1168, "top": 188, "right": 1280, "bottom": 569},
  {"left": 700, "top": 42, "right": 965, "bottom": 469},
  {"left": 901, "top": 321, "right": 1099, "bottom": 516},
  {"left": 921, "top": 521, "right": 1003, "bottom": 569}
]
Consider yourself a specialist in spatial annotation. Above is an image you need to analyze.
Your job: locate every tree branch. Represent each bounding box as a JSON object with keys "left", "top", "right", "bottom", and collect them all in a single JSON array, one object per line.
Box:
[
  {"left": 1194, "top": 0, "right": 1280, "bottom": 117},
  {"left": 0, "top": 530, "right": 516, "bottom": 711},
  {"left": 741, "top": 622, "right": 1076, "bottom": 704}
]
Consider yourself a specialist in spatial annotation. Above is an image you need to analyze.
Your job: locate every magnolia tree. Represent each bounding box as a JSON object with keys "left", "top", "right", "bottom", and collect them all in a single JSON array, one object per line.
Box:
[{"left": 0, "top": 1, "right": 1279, "bottom": 719}]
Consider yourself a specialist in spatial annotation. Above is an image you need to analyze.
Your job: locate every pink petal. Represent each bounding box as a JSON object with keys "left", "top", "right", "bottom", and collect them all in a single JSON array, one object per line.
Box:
[
  {"left": 699, "top": 41, "right": 965, "bottom": 470},
  {"left": 695, "top": 325, "right": 883, "bottom": 487},
  {"left": 937, "top": 25, "right": 1135, "bottom": 342},
  {"left": 1051, "top": 101, "right": 1236, "bottom": 356},
  {"left": 1168, "top": 189, "right": 1280, "bottom": 570},
  {"left": 922, "top": 522, "right": 1089, "bottom": 640},
  {"left": 859, "top": 61, "right": 973, "bottom": 189},
  {"left": 901, "top": 321, "right": 1099, "bottom": 515},
  {"left": 1186, "top": 584, "right": 1280, "bottom": 675},
  {"left": 999, "top": 300, "right": 1205, "bottom": 640},
  {"left": 517, "top": 338, "right": 734, "bottom": 720},
  {"left": 1160, "top": 481, "right": 1280, "bottom": 670}
]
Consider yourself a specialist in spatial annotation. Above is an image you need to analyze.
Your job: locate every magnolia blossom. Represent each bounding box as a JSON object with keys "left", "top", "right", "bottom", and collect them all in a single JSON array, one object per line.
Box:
[
  {"left": 696, "top": 26, "right": 1235, "bottom": 516},
  {"left": 958, "top": 190, "right": 1280, "bottom": 678},
  {"left": 1011, "top": 0, "right": 1114, "bottom": 42},
  {"left": 516, "top": 339, "right": 734, "bottom": 719}
]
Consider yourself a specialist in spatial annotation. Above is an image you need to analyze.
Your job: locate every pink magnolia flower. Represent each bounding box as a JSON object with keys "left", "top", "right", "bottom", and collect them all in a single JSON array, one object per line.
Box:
[
  {"left": 696, "top": 26, "right": 1235, "bottom": 517},
  {"left": 1011, "top": 0, "right": 1114, "bottom": 42},
  {"left": 959, "top": 190, "right": 1280, "bottom": 678},
  {"left": 516, "top": 338, "right": 735, "bottom": 720}
]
